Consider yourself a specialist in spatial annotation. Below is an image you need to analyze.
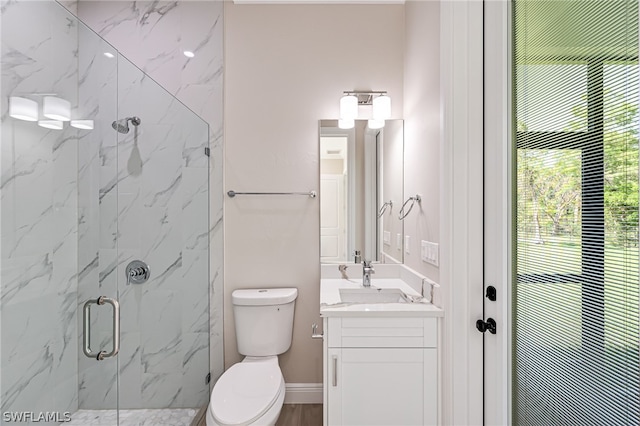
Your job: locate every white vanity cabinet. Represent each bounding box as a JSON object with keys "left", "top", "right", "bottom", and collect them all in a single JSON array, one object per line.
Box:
[{"left": 322, "top": 316, "right": 440, "bottom": 426}]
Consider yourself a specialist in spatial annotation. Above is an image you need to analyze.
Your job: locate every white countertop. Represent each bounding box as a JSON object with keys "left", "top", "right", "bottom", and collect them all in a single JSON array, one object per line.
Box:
[{"left": 320, "top": 278, "right": 444, "bottom": 318}]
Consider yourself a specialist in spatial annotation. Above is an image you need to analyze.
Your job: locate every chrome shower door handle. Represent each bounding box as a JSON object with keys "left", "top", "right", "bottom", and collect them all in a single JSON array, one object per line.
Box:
[{"left": 82, "top": 296, "right": 120, "bottom": 361}]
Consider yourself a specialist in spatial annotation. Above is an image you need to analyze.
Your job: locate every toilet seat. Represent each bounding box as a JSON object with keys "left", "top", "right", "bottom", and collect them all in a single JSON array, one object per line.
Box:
[{"left": 210, "top": 357, "right": 284, "bottom": 426}]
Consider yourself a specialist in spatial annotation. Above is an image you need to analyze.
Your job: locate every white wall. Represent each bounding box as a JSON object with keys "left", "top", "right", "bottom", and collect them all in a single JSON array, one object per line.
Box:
[
  {"left": 224, "top": 2, "right": 404, "bottom": 383},
  {"left": 403, "top": 0, "right": 441, "bottom": 282}
]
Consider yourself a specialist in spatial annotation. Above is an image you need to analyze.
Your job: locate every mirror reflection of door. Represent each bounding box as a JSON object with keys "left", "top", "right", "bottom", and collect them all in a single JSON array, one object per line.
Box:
[
  {"left": 320, "top": 134, "right": 349, "bottom": 262},
  {"left": 319, "top": 120, "right": 404, "bottom": 264}
]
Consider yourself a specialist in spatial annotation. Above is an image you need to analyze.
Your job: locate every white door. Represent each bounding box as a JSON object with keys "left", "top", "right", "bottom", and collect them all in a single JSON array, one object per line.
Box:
[
  {"left": 483, "top": 1, "right": 511, "bottom": 424},
  {"left": 320, "top": 174, "right": 346, "bottom": 262},
  {"left": 483, "top": 1, "right": 640, "bottom": 424}
]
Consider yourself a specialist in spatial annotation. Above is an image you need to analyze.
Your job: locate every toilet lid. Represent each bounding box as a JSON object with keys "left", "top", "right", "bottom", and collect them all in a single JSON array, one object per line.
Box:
[{"left": 211, "top": 360, "right": 283, "bottom": 426}]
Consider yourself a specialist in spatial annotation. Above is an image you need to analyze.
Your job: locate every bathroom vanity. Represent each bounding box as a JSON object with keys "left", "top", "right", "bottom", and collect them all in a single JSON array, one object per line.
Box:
[{"left": 319, "top": 275, "right": 444, "bottom": 426}]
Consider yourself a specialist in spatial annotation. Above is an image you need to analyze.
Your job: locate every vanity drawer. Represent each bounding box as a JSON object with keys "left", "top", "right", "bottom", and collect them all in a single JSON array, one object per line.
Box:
[{"left": 327, "top": 317, "right": 437, "bottom": 348}]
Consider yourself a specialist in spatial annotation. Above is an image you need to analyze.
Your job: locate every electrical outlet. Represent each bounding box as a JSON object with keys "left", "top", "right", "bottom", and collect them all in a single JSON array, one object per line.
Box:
[
  {"left": 432, "top": 242, "right": 439, "bottom": 266},
  {"left": 383, "top": 231, "right": 391, "bottom": 245},
  {"left": 405, "top": 235, "right": 410, "bottom": 254},
  {"left": 421, "top": 240, "right": 439, "bottom": 266}
]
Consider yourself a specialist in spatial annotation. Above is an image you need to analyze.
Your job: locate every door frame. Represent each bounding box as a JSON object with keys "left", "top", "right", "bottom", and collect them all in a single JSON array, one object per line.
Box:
[
  {"left": 483, "top": 1, "right": 512, "bottom": 424},
  {"left": 439, "top": 0, "right": 486, "bottom": 424},
  {"left": 441, "top": 0, "right": 512, "bottom": 424}
]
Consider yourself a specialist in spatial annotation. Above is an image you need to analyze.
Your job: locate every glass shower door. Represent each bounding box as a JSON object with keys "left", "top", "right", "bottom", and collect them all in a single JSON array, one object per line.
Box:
[
  {"left": 2, "top": 2, "right": 210, "bottom": 424},
  {"left": 114, "top": 55, "right": 210, "bottom": 413},
  {"left": 75, "top": 18, "right": 121, "bottom": 425}
]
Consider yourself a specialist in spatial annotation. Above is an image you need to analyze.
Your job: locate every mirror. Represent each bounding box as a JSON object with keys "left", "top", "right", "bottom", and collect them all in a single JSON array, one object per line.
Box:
[{"left": 319, "top": 119, "right": 403, "bottom": 264}]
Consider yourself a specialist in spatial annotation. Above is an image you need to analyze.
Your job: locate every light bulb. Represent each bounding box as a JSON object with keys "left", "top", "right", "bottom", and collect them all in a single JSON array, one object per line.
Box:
[
  {"left": 368, "top": 119, "right": 385, "bottom": 130},
  {"left": 340, "top": 94, "right": 358, "bottom": 120},
  {"left": 338, "top": 118, "right": 355, "bottom": 129},
  {"left": 9, "top": 97, "right": 38, "bottom": 121},
  {"left": 43, "top": 96, "right": 71, "bottom": 121},
  {"left": 70, "top": 120, "right": 94, "bottom": 130},
  {"left": 38, "top": 120, "right": 64, "bottom": 130},
  {"left": 372, "top": 95, "right": 391, "bottom": 121}
]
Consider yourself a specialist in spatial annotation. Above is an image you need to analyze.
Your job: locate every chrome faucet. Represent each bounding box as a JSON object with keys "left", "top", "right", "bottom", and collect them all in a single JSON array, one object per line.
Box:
[{"left": 362, "top": 260, "right": 375, "bottom": 287}]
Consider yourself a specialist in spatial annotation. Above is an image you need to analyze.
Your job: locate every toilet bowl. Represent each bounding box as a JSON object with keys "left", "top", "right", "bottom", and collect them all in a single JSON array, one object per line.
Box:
[
  {"left": 207, "top": 357, "right": 285, "bottom": 426},
  {"left": 206, "top": 288, "right": 297, "bottom": 426}
]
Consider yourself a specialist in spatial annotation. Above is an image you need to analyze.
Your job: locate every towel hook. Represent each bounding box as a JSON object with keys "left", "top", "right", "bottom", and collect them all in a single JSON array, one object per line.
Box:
[
  {"left": 377, "top": 200, "right": 393, "bottom": 218},
  {"left": 398, "top": 195, "right": 421, "bottom": 220}
]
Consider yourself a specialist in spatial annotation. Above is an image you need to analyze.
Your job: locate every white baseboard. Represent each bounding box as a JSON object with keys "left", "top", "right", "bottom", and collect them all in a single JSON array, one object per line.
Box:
[{"left": 284, "top": 383, "right": 323, "bottom": 404}]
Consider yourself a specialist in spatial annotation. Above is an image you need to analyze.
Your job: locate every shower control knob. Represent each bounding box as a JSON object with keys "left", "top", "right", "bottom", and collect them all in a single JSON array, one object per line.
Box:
[{"left": 125, "top": 260, "right": 150, "bottom": 285}]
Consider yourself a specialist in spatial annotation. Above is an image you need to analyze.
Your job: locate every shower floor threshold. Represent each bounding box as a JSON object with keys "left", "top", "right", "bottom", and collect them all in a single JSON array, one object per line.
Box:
[{"left": 65, "top": 408, "right": 199, "bottom": 426}]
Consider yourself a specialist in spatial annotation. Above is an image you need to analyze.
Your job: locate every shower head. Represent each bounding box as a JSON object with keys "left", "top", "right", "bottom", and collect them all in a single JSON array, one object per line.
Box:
[{"left": 111, "top": 116, "right": 141, "bottom": 134}]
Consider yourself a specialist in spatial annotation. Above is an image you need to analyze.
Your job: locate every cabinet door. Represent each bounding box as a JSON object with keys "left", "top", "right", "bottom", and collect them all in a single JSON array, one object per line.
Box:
[{"left": 328, "top": 347, "right": 437, "bottom": 425}]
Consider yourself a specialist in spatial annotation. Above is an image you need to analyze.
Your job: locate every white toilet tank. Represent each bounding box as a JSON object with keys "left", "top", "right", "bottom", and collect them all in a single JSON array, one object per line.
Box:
[{"left": 232, "top": 288, "right": 297, "bottom": 357}]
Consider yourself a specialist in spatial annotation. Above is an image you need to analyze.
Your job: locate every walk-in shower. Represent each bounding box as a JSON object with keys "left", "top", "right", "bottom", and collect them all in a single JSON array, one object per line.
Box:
[
  {"left": 111, "top": 116, "right": 141, "bottom": 134},
  {"left": 1, "top": 2, "right": 212, "bottom": 425}
]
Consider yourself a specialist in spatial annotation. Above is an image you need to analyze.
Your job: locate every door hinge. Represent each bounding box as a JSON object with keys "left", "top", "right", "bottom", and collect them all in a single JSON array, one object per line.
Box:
[
  {"left": 206, "top": 372, "right": 211, "bottom": 384},
  {"left": 204, "top": 147, "right": 210, "bottom": 157},
  {"left": 485, "top": 285, "right": 496, "bottom": 301},
  {"left": 476, "top": 318, "right": 497, "bottom": 334}
]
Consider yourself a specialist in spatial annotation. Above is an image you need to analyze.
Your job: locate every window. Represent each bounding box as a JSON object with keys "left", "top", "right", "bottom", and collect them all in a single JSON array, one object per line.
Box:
[{"left": 514, "top": 1, "right": 639, "bottom": 423}]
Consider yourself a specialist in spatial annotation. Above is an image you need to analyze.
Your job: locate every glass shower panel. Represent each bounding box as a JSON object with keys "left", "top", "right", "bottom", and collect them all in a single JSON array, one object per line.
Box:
[
  {"left": 0, "top": 1, "right": 119, "bottom": 422},
  {"left": 2, "top": 1, "right": 210, "bottom": 424},
  {"left": 116, "top": 55, "right": 210, "bottom": 409},
  {"left": 76, "top": 19, "right": 119, "bottom": 414}
]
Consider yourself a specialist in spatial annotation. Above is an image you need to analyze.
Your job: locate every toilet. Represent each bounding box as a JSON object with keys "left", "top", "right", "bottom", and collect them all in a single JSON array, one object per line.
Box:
[{"left": 206, "top": 288, "right": 298, "bottom": 426}]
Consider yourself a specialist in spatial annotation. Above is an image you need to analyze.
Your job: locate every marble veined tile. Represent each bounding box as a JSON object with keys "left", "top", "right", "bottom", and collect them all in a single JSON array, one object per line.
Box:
[
  {"left": 180, "top": 332, "right": 209, "bottom": 408},
  {"left": 66, "top": 408, "right": 198, "bottom": 426},
  {"left": 141, "top": 372, "right": 182, "bottom": 409},
  {"left": 181, "top": 168, "right": 208, "bottom": 204},
  {"left": 117, "top": 332, "right": 142, "bottom": 409},
  {"left": 182, "top": 250, "right": 209, "bottom": 334},
  {"left": 1, "top": 254, "right": 54, "bottom": 306}
]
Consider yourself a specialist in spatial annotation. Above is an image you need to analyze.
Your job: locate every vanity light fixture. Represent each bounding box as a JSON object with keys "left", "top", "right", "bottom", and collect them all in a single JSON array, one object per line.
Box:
[
  {"left": 339, "top": 91, "right": 390, "bottom": 129},
  {"left": 43, "top": 96, "right": 71, "bottom": 121},
  {"left": 9, "top": 96, "right": 38, "bottom": 121}
]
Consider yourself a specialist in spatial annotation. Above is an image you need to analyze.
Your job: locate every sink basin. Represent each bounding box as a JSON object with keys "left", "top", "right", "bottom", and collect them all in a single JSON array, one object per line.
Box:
[{"left": 339, "top": 288, "right": 410, "bottom": 304}]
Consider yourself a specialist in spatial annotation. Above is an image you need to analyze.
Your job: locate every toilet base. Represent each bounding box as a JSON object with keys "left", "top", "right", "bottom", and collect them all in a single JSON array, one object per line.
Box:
[{"left": 206, "top": 378, "right": 285, "bottom": 426}]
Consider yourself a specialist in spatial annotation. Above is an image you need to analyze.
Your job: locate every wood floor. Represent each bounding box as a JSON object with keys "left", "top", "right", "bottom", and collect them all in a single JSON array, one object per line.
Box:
[
  {"left": 191, "top": 404, "right": 323, "bottom": 426},
  {"left": 276, "top": 404, "right": 323, "bottom": 426}
]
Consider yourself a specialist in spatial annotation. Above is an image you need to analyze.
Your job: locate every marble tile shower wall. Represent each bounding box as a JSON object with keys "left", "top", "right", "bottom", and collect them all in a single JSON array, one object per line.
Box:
[
  {"left": 76, "top": 29, "right": 210, "bottom": 411},
  {"left": 1, "top": 0, "right": 216, "bottom": 418},
  {"left": 1, "top": 0, "right": 81, "bottom": 420},
  {"left": 75, "top": 0, "right": 225, "bottom": 387}
]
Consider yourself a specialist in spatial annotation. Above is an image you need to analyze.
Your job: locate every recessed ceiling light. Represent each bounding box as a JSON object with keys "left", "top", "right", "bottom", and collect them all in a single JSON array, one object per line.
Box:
[
  {"left": 104, "top": 52, "right": 115, "bottom": 58},
  {"left": 183, "top": 50, "right": 195, "bottom": 58}
]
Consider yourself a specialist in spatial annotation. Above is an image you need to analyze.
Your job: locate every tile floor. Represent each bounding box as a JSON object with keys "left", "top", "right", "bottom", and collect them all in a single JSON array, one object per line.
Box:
[{"left": 65, "top": 408, "right": 198, "bottom": 426}]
